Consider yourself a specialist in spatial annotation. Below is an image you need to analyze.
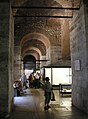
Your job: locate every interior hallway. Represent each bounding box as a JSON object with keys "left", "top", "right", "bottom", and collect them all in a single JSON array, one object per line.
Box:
[{"left": 6, "top": 88, "right": 88, "bottom": 119}]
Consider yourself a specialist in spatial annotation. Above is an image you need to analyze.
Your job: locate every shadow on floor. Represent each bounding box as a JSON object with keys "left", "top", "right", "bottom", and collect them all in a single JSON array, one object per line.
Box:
[{"left": 4, "top": 88, "right": 88, "bottom": 119}]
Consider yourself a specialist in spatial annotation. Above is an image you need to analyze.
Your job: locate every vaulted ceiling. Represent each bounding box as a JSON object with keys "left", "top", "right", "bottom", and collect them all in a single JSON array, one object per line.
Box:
[{"left": 11, "top": 0, "right": 81, "bottom": 62}]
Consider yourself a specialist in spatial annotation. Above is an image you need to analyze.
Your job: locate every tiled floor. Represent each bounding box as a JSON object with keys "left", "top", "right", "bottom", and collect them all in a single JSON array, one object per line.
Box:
[{"left": 7, "top": 88, "right": 88, "bottom": 119}]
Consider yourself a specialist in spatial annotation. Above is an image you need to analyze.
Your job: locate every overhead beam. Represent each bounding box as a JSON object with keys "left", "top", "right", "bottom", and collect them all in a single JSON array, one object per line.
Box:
[
  {"left": 20, "top": 59, "right": 49, "bottom": 62},
  {"left": 12, "top": 6, "right": 80, "bottom": 10},
  {"left": 13, "top": 15, "right": 73, "bottom": 18},
  {"left": 36, "top": 60, "right": 49, "bottom": 62},
  {"left": 23, "top": 62, "right": 41, "bottom": 64}
]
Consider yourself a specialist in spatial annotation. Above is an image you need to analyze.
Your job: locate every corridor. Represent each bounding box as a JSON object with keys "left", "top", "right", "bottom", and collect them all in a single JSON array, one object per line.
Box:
[{"left": 6, "top": 88, "right": 88, "bottom": 119}]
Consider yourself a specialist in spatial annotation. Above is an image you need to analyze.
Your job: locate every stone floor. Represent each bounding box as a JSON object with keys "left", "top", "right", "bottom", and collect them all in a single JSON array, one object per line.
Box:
[{"left": 5, "top": 88, "right": 88, "bottom": 119}]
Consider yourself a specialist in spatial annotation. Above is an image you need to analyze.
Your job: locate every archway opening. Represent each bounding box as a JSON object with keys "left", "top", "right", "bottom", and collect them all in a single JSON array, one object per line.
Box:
[{"left": 23, "top": 55, "right": 36, "bottom": 78}]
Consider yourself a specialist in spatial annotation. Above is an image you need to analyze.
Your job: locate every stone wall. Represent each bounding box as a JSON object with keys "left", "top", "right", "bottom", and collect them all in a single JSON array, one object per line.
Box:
[
  {"left": 0, "top": 2, "right": 14, "bottom": 117},
  {"left": 61, "top": 19, "right": 70, "bottom": 59},
  {"left": 46, "top": 46, "right": 61, "bottom": 66},
  {"left": 70, "top": 1, "right": 88, "bottom": 113},
  {"left": 51, "top": 46, "right": 62, "bottom": 65},
  {"left": 8, "top": 5, "right": 14, "bottom": 113},
  {"left": 14, "top": 46, "right": 21, "bottom": 80},
  {"left": 40, "top": 55, "right": 46, "bottom": 67},
  {"left": 46, "top": 47, "right": 51, "bottom": 65}
]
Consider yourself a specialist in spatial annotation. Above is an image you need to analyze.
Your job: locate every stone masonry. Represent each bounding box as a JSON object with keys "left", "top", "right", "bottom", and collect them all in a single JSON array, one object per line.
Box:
[
  {"left": 0, "top": 2, "right": 14, "bottom": 117},
  {"left": 70, "top": 1, "right": 88, "bottom": 113}
]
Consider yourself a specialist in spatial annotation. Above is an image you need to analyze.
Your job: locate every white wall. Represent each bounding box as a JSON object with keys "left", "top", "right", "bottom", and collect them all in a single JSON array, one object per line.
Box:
[{"left": 45, "top": 68, "right": 72, "bottom": 85}]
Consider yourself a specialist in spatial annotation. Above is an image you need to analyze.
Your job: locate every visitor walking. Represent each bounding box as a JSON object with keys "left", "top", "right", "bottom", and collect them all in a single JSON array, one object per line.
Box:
[{"left": 44, "top": 77, "right": 52, "bottom": 110}]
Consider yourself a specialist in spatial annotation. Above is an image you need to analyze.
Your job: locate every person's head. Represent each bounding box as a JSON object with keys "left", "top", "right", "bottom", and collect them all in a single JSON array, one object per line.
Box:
[{"left": 45, "top": 77, "right": 50, "bottom": 81}]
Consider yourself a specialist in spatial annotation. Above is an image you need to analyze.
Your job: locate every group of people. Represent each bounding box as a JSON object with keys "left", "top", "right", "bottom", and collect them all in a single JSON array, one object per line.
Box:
[
  {"left": 13, "top": 72, "right": 55, "bottom": 110},
  {"left": 13, "top": 73, "right": 28, "bottom": 96},
  {"left": 28, "top": 72, "right": 41, "bottom": 89},
  {"left": 13, "top": 72, "right": 41, "bottom": 96}
]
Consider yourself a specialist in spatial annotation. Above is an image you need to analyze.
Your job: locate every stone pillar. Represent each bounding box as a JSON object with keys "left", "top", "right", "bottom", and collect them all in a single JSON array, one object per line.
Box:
[
  {"left": 70, "top": 1, "right": 88, "bottom": 113},
  {"left": 14, "top": 46, "right": 21, "bottom": 80},
  {"left": 20, "top": 62, "right": 24, "bottom": 75},
  {"left": 51, "top": 46, "right": 61, "bottom": 65},
  {"left": 40, "top": 55, "right": 46, "bottom": 67},
  {"left": 0, "top": 1, "right": 14, "bottom": 117},
  {"left": 8, "top": 2, "right": 14, "bottom": 114},
  {"left": 46, "top": 47, "right": 51, "bottom": 65},
  {"left": 61, "top": 19, "right": 70, "bottom": 59},
  {"left": 46, "top": 46, "right": 62, "bottom": 66}
]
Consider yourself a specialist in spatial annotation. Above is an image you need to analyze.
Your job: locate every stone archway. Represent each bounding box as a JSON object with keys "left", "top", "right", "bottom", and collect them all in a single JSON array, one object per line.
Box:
[{"left": 20, "top": 33, "right": 50, "bottom": 49}]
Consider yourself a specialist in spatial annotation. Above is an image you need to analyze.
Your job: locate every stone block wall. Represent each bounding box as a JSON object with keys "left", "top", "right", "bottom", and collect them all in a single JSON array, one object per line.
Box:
[
  {"left": 14, "top": 46, "right": 21, "bottom": 80},
  {"left": 46, "top": 45, "right": 61, "bottom": 66},
  {"left": 41, "top": 55, "right": 46, "bottom": 67},
  {"left": 8, "top": 6, "right": 14, "bottom": 113},
  {"left": 51, "top": 46, "right": 62, "bottom": 65},
  {"left": 70, "top": 1, "right": 88, "bottom": 113},
  {"left": 61, "top": 19, "right": 70, "bottom": 59},
  {"left": 46, "top": 47, "right": 51, "bottom": 65},
  {"left": 0, "top": 2, "right": 14, "bottom": 117}
]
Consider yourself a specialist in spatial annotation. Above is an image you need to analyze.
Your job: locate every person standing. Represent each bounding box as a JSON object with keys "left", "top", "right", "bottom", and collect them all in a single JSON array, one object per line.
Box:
[
  {"left": 44, "top": 77, "right": 52, "bottom": 110},
  {"left": 22, "top": 73, "right": 27, "bottom": 89},
  {"left": 34, "top": 72, "right": 39, "bottom": 88}
]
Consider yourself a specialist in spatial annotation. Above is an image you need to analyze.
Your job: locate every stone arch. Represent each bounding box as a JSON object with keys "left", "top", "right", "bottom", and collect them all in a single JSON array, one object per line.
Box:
[
  {"left": 23, "top": 52, "right": 40, "bottom": 61},
  {"left": 23, "top": 54, "right": 36, "bottom": 62},
  {"left": 22, "top": 47, "right": 42, "bottom": 60},
  {"left": 21, "top": 39, "right": 46, "bottom": 56},
  {"left": 23, "top": 55, "right": 36, "bottom": 70},
  {"left": 22, "top": 47, "right": 42, "bottom": 57},
  {"left": 20, "top": 33, "right": 50, "bottom": 49}
]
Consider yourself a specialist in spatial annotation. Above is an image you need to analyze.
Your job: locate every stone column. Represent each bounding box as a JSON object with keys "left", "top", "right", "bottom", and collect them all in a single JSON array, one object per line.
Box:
[
  {"left": 40, "top": 55, "right": 46, "bottom": 67},
  {"left": 0, "top": 1, "right": 14, "bottom": 117},
  {"left": 50, "top": 46, "right": 61, "bottom": 65},
  {"left": 46, "top": 47, "right": 51, "bottom": 65},
  {"left": 70, "top": 1, "right": 88, "bottom": 113},
  {"left": 46, "top": 46, "right": 62, "bottom": 66},
  {"left": 61, "top": 19, "right": 70, "bottom": 59},
  {"left": 14, "top": 46, "right": 21, "bottom": 80}
]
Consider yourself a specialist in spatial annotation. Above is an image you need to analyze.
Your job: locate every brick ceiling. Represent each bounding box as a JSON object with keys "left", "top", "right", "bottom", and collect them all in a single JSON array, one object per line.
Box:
[{"left": 11, "top": 0, "right": 81, "bottom": 61}]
